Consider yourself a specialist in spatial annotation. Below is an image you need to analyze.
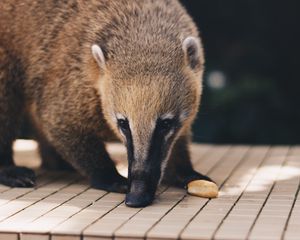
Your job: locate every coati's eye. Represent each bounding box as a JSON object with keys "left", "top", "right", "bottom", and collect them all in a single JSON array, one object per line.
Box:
[
  {"left": 117, "top": 119, "right": 129, "bottom": 132},
  {"left": 157, "top": 118, "right": 174, "bottom": 132}
]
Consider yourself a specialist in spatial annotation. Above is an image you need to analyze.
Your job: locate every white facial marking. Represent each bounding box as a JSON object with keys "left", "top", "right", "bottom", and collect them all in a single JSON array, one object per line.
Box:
[
  {"left": 159, "top": 141, "right": 176, "bottom": 184},
  {"left": 91, "top": 44, "right": 105, "bottom": 69},
  {"left": 164, "top": 129, "right": 174, "bottom": 141},
  {"left": 108, "top": 112, "right": 117, "bottom": 123},
  {"left": 116, "top": 113, "right": 126, "bottom": 120},
  {"left": 157, "top": 113, "right": 176, "bottom": 182},
  {"left": 119, "top": 130, "right": 126, "bottom": 139},
  {"left": 161, "top": 112, "right": 175, "bottom": 120},
  {"left": 150, "top": 119, "right": 156, "bottom": 130},
  {"left": 128, "top": 119, "right": 135, "bottom": 137}
]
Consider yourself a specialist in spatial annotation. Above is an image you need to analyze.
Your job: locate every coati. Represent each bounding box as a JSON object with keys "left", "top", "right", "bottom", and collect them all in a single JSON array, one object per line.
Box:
[{"left": 0, "top": 0, "right": 218, "bottom": 207}]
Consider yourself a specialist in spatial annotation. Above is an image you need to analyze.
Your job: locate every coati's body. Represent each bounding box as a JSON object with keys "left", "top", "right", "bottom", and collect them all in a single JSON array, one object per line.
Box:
[{"left": 0, "top": 0, "right": 212, "bottom": 207}]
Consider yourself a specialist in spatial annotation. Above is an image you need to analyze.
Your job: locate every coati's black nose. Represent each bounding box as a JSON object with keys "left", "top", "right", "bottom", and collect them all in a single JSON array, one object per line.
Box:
[
  {"left": 125, "top": 180, "right": 154, "bottom": 207},
  {"left": 125, "top": 192, "right": 153, "bottom": 207}
]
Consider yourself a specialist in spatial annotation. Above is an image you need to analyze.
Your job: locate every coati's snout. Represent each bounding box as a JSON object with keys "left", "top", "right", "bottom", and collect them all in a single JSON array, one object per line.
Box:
[
  {"left": 118, "top": 116, "right": 179, "bottom": 207},
  {"left": 126, "top": 180, "right": 154, "bottom": 208},
  {"left": 125, "top": 172, "right": 158, "bottom": 208},
  {"left": 92, "top": 36, "right": 204, "bottom": 207}
]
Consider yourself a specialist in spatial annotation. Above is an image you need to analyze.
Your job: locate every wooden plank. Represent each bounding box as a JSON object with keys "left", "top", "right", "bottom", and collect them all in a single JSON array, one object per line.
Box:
[
  {"left": 145, "top": 145, "right": 248, "bottom": 240},
  {"left": 145, "top": 145, "right": 232, "bottom": 240},
  {"left": 51, "top": 235, "right": 80, "bottom": 240},
  {"left": 0, "top": 171, "right": 63, "bottom": 207},
  {"left": 192, "top": 145, "right": 231, "bottom": 174},
  {"left": 84, "top": 187, "right": 183, "bottom": 240},
  {"left": 50, "top": 192, "right": 125, "bottom": 238},
  {"left": 148, "top": 146, "right": 268, "bottom": 240},
  {"left": 0, "top": 186, "right": 10, "bottom": 194},
  {"left": 213, "top": 146, "right": 290, "bottom": 240},
  {"left": 21, "top": 233, "right": 49, "bottom": 240},
  {"left": 246, "top": 147, "right": 298, "bottom": 240},
  {"left": 210, "top": 146, "right": 272, "bottom": 240},
  {"left": 0, "top": 180, "right": 90, "bottom": 233},
  {"left": 1, "top": 143, "right": 299, "bottom": 240},
  {"left": 0, "top": 173, "right": 80, "bottom": 238},
  {"left": 189, "top": 144, "right": 214, "bottom": 165},
  {"left": 247, "top": 146, "right": 300, "bottom": 240},
  {"left": 82, "top": 144, "right": 215, "bottom": 239},
  {"left": 282, "top": 146, "right": 300, "bottom": 240},
  {"left": 114, "top": 145, "right": 239, "bottom": 240},
  {"left": 114, "top": 145, "right": 229, "bottom": 240},
  {"left": 85, "top": 185, "right": 170, "bottom": 238},
  {"left": 0, "top": 233, "right": 18, "bottom": 240},
  {"left": 20, "top": 188, "right": 106, "bottom": 239}
]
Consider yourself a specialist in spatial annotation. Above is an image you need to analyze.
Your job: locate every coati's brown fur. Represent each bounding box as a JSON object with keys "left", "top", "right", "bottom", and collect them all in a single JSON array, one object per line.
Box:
[{"left": 0, "top": 0, "right": 212, "bottom": 206}]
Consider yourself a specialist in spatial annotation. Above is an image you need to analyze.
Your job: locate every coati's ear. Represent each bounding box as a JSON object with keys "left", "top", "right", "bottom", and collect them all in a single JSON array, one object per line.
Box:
[
  {"left": 182, "top": 36, "right": 202, "bottom": 71},
  {"left": 91, "top": 44, "right": 106, "bottom": 69}
]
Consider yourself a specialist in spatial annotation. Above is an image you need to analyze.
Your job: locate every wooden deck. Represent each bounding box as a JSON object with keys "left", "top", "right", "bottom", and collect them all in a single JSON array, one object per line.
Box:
[{"left": 0, "top": 141, "right": 299, "bottom": 240}]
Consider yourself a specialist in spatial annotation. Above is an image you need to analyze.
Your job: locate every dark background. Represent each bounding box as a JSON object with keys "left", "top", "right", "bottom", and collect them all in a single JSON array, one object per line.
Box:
[{"left": 180, "top": 0, "right": 300, "bottom": 144}]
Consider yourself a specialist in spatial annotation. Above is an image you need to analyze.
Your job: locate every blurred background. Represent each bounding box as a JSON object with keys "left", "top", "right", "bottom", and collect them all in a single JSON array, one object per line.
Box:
[{"left": 181, "top": 0, "right": 300, "bottom": 144}]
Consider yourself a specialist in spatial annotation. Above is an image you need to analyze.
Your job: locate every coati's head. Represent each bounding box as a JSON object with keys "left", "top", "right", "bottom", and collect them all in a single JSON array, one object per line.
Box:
[{"left": 92, "top": 36, "right": 204, "bottom": 207}]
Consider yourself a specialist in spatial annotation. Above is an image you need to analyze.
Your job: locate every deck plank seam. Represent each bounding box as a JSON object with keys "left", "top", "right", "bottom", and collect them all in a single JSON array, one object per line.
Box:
[
  {"left": 193, "top": 146, "right": 232, "bottom": 180},
  {"left": 110, "top": 186, "right": 170, "bottom": 240},
  {"left": 176, "top": 146, "right": 236, "bottom": 240},
  {"left": 0, "top": 171, "right": 59, "bottom": 204},
  {"left": 178, "top": 146, "right": 241, "bottom": 240},
  {"left": 190, "top": 145, "right": 216, "bottom": 167},
  {"left": 211, "top": 146, "right": 271, "bottom": 240},
  {"left": 0, "top": 174, "right": 82, "bottom": 229},
  {"left": 1, "top": 144, "right": 298, "bottom": 240},
  {"left": 46, "top": 190, "right": 111, "bottom": 240},
  {"left": 64, "top": 190, "right": 110, "bottom": 234},
  {"left": 245, "top": 147, "right": 291, "bottom": 240},
  {"left": 144, "top": 191, "right": 186, "bottom": 240},
  {"left": 0, "top": 171, "right": 70, "bottom": 209},
  {"left": 107, "top": 146, "right": 217, "bottom": 240},
  {"left": 77, "top": 195, "right": 127, "bottom": 240},
  {"left": 145, "top": 146, "right": 237, "bottom": 239},
  {"left": 0, "top": 171, "right": 44, "bottom": 195},
  {"left": 178, "top": 146, "right": 251, "bottom": 240},
  {"left": 20, "top": 183, "right": 95, "bottom": 235},
  {"left": 281, "top": 146, "right": 300, "bottom": 240}
]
